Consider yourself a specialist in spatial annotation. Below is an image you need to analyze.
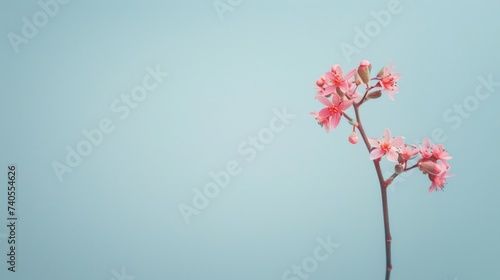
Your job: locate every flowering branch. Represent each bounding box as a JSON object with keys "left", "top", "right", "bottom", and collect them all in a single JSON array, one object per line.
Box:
[
  {"left": 310, "top": 60, "right": 454, "bottom": 279},
  {"left": 354, "top": 96, "right": 393, "bottom": 279}
]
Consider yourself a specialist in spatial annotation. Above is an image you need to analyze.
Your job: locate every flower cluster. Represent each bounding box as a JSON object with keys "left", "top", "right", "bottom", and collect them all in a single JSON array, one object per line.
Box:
[
  {"left": 310, "top": 60, "right": 453, "bottom": 192},
  {"left": 417, "top": 138, "right": 453, "bottom": 191},
  {"left": 311, "top": 60, "right": 400, "bottom": 133},
  {"left": 369, "top": 129, "right": 453, "bottom": 191}
]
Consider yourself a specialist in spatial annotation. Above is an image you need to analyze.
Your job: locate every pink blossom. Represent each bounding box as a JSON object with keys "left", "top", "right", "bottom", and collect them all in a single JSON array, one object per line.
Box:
[
  {"left": 310, "top": 111, "right": 330, "bottom": 132},
  {"left": 428, "top": 172, "right": 452, "bottom": 192},
  {"left": 432, "top": 144, "right": 452, "bottom": 167},
  {"left": 398, "top": 144, "right": 420, "bottom": 163},
  {"left": 420, "top": 139, "right": 452, "bottom": 164},
  {"left": 417, "top": 138, "right": 453, "bottom": 191},
  {"left": 419, "top": 138, "right": 434, "bottom": 158},
  {"left": 368, "top": 129, "right": 404, "bottom": 162},
  {"left": 316, "top": 94, "right": 353, "bottom": 131},
  {"left": 321, "top": 65, "right": 357, "bottom": 96},
  {"left": 377, "top": 63, "right": 401, "bottom": 100}
]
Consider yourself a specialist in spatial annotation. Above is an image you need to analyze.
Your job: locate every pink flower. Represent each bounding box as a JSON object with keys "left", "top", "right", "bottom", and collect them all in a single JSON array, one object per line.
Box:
[
  {"left": 377, "top": 63, "right": 401, "bottom": 100},
  {"left": 321, "top": 65, "right": 357, "bottom": 96},
  {"left": 398, "top": 144, "right": 420, "bottom": 163},
  {"left": 369, "top": 129, "right": 404, "bottom": 162},
  {"left": 432, "top": 143, "right": 452, "bottom": 167},
  {"left": 316, "top": 94, "right": 353, "bottom": 131},
  {"left": 419, "top": 138, "right": 434, "bottom": 158},
  {"left": 310, "top": 111, "right": 330, "bottom": 132},
  {"left": 428, "top": 172, "right": 452, "bottom": 192},
  {"left": 420, "top": 139, "right": 452, "bottom": 165},
  {"left": 417, "top": 138, "right": 453, "bottom": 191}
]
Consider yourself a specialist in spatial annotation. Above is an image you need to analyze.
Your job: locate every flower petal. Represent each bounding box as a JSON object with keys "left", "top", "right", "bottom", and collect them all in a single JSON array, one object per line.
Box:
[
  {"left": 331, "top": 92, "right": 340, "bottom": 105},
  {"left": 422, "top": 138, "right": 430, "bottom": 147},
  {"left": 340, "top": 99, "right": 353, "bottom": 111},
  {"left": 369, "top": 148, "right": 385, "bottom": 160},
  {"left": 318, "top": 108, "right": 331, "bottom": 118},
  {"left": 324, "top": 124, "right": 330, "bottom": 133},
  {"left": 387, "top": 150, "right": 399, "bottom": 162},
  {"left": 330, "top": 113, "right": 341, "bottom": 129},
  {"left": 340, "top": 82, "right": 350, "bottom": 94},
  {"left": 368, "top": 138, "right": 380, "bottom": 148},
  {"left": 386, "top": 91, "right": 395, "bottom": 101},
  {"left": 383, "top": 129, "right": 391, "bottom": 142},
  {"left": 316, "top": 95, "right": 332, "bottom": 107},
  {"left": 331, "top": 65, "right": 342, "bottom": 75},
  {"left": 391, "top": 136, "right": 404, "bottom": 147},
  {"left": 322, "top": 85, "right": 335, "bottom": 96},
  {"left": 383, "top": 66, "right": 390, "bottom": 76},
  {"left": 324, "top": 71, "right": 334, "bottom": 80},
  {"left": 344, "top": 68, "right": 357, "bottom": 80}
]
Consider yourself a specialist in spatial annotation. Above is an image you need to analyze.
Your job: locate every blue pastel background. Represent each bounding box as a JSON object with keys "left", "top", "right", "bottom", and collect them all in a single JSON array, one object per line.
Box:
[{"left": 1, "top": 1, "right": 499, "bottom": 279}]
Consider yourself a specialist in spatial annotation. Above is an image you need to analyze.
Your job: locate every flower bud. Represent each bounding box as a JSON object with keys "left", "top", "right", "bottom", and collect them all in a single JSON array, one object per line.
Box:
[
  {"left": 349, "top": 132, "right": 359, "bottom": 144},
  {"left": 395, "top": 164, "right": 404, "bottom": 174},
  {"left": 355, "top": 72, "right": 363, "bottom": 85},
  {"left": 316, "top": 77, "right": 325, "bottom": 87},
  {"left": 357, "top": 60, "right": 371, "bottom": 84},
  {"left": 366, "top": 90, "right": 382, "bottom": 99},
  {"left": 418, "top": 159, "right": 443, "bottom": 175}
]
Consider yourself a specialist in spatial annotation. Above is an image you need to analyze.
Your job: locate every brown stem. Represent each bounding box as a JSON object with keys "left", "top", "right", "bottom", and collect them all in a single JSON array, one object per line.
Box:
[
  {"left": 357, "top": 85, "right": 376, "bottom": 106},
  {"left": 384, "top": 172, "right": 398, "bottom": 187},
  {"left": 374, "top": 159, "right": 393, "bottom": 280},
  {"left": 353, "top": 104, "right": 371, "bottom": 153},
  {"left": 404, "top": 163, "right": 419, "bottom": 172},
  {"left": 353, "top": 103, "right": 393, "bottom": 280}
]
